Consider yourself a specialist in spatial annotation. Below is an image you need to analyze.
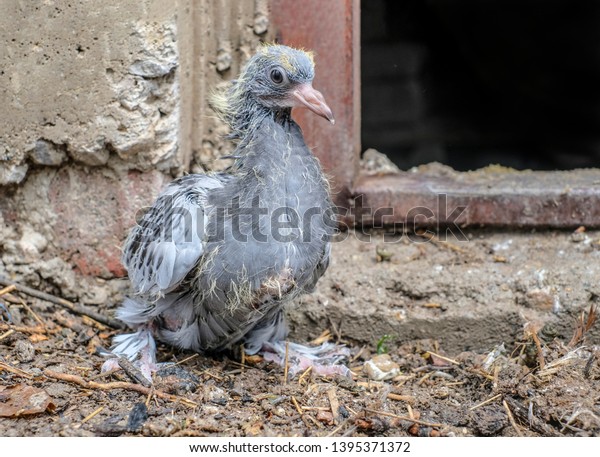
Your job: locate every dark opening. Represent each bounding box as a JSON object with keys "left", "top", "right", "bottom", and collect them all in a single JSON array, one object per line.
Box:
[{"left": 361, "top": 0, "right": 600, "bottom": 171}]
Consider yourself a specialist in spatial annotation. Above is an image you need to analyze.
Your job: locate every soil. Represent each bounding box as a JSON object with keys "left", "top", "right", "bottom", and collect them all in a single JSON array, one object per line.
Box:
[{"left": 1, "top": 228, "right": 599, "bottom": 437}]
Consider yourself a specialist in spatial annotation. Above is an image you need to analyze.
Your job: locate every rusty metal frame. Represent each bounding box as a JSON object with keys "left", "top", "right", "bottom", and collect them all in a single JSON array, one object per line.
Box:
[{"left": 271, "top": 0, "right": 600, "bottom": 229}]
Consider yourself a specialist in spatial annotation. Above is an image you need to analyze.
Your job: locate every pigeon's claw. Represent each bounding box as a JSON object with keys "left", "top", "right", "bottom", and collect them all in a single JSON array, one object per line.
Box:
[
  {"left": 261, "top": 341, "right": 352, "bottom": 378},
  {"left": 100, "top": 327, "right": 160, "bottom": 383}
]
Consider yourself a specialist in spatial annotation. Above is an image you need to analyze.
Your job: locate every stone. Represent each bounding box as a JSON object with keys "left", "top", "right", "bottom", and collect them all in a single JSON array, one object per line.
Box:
[
  {"left": 363, "top": 354, "right": 401, "bottom": 381},
  {"left": 0, "top": 163, "right": 28, "bottom": 185},
  {"left": 14, "top": 340, "right": 35, "bottom": 363},
  {"left": 17, "top": 226, "right": 48, "bottom": 260},
  {"left": 38, "top": 257, "right": 77, "bottom": 297},
  {"left": 67, "top": 138, "right": 110, "bottom": 166},
  {"left": 129, "top": 60, "right": 176, "bottom": 78},
  {"left": 27, "top": 140, "right": 66, "bottom": 167}
]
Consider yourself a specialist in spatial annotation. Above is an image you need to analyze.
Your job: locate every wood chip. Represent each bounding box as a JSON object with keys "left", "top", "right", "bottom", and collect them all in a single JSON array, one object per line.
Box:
[
  {"left": 387, "top": 393, "right": 415, "bottom": 403},
  {"left": 327, "top": 387, "right": 340, "bottom": 423},
  {"left": 118, "top": 357, "right": 152, "bottom": 388}
]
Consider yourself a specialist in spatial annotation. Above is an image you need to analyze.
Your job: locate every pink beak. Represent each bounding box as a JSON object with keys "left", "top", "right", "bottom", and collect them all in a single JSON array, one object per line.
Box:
[{"left": 292, "top": 83, "right": 335, "bottom": 124}]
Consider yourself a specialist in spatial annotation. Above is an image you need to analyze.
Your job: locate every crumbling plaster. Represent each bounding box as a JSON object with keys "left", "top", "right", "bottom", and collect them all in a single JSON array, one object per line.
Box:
[{"left": 0, "top": 0, "right": 272, "bottom": 300}]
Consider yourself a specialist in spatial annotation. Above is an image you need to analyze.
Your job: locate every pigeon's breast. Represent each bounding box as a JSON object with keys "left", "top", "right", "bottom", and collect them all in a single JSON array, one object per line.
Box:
[{"left": 198, "top": 119, "right": 333, "bottom": 306}]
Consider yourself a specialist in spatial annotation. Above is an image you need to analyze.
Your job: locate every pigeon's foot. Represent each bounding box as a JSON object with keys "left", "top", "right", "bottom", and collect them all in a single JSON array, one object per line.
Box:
[
  {"left": 100, "top": 327, "right": 161, "bottom": 383},
  {"left": 261, "top": 341, "right": 352, "bottom": 378}
]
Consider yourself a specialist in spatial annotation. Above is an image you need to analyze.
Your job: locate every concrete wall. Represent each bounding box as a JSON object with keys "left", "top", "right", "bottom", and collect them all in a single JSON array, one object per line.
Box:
[{"left": 0, "top": 0, "right": 271, "bottom": 302}]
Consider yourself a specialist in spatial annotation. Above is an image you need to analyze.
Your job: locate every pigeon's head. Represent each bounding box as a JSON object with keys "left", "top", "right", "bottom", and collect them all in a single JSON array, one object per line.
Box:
[
  {"left": 240, "top": 44, "right": 334, "bottom": 124},
  {"left": 212, "top": 44, "right": 334, "bottom": 135}
]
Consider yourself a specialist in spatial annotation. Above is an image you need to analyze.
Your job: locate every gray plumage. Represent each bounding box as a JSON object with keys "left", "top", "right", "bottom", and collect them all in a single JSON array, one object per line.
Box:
[{"left": 107, "top": 45, "right": 337, "bottom": 369}]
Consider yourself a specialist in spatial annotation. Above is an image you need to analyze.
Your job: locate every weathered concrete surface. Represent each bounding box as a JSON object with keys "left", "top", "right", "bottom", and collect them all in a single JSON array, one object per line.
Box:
[
  {"left": 0, "top": 167, "right": 172, "bottom": 300},
  {"left": 0, "top": 0, "right": 272, "bottom": 298},
  {"left": 188, "top": 0, "right": 272, "bottom": 173},
  {"left": 290, "top": 229, "right": 600, "bottom": 354},
  {"left": 0, "top": 1, "right": 188, "bottom": 298},
  {"left": 0, "top": 1, "right": 183, "bottom": 182}
]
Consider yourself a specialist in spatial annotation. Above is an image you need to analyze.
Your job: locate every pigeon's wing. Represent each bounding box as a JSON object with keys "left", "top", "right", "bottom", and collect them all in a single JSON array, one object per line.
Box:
[
  {"left": 303, "top": 242, "right": 331, "bottom": 293},
  {"left": 122, "top": 174, "right": 227, "bottom": 297}
]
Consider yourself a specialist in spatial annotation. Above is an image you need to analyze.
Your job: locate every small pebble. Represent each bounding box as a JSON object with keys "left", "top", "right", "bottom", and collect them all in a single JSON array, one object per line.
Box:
[
  {"left": 316, "top": 410, "right": 334, "bottom": 425},
  {"left": 14, "top": 340, "right": 35, "bottom": 363},
  {"left": 338, "top": 404, "right": 350, "bottom": 418},
  {"left": 155, "top": 365, "right": 199, "bottom": 395},
  {"left": 364, "top": 354, "right": 400, "bottom": 381},
  {"left": 126, "top": 402, "right": 148, "bottom": 432},
  {"left": 205, "top": 385, "right": 229, "bottom": 406}
]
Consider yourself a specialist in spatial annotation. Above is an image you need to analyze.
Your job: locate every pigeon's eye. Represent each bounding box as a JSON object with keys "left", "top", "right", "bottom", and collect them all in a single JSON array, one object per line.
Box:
[{"left": 270, "top": 68, "right": 285, "bottom": 84}]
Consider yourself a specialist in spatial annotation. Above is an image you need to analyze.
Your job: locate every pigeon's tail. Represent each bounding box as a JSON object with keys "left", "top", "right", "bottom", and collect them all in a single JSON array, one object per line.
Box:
[{"left": 116, "top": 296, "right": 152, "bottom": 326}]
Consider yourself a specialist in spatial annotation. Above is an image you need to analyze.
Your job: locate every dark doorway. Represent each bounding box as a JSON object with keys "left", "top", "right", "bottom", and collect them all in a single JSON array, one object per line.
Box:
[{"left": 361, "top": 0, "right": 600, "bottom": 171}]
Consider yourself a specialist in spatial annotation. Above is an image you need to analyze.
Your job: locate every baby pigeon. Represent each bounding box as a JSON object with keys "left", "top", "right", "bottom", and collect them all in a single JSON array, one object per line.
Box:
[{"left": 103, "top": 44, "right": 348, "bottom": 381}]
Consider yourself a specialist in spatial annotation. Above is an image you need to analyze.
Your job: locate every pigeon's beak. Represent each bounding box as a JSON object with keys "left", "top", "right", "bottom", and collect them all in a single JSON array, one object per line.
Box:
[{"left": 292, "top": 83, "right": 335, "bottom": 125}]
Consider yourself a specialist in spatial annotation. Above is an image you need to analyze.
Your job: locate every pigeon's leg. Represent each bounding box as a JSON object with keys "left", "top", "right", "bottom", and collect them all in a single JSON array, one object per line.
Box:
[
  {"left": 100, "top": 325, "right": 161, "bottom": 383},
  {"left": 242, "top": 309, "right": 351, "bottom": 378},
  {"left": 260, "top": 341, "right": 352, "bottom": 378}
]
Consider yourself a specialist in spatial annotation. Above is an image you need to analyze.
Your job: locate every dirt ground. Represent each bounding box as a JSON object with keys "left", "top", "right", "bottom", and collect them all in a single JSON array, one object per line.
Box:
[{"left": 1, "top": 228, "right": 599, "bottom": 437}]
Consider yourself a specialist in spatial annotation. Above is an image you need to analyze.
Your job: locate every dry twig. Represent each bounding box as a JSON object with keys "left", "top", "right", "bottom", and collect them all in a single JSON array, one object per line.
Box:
[
  {"left": 326, "top": 417, "right": 352, "bottom": 437},
  {"left": 466, "top": 367, "right": 495, "bottom": 381},
  {"left": 0, "top": 322, "right": 49, "bottom": 335},
  {"left": 0, "top": 276, "right": 125, "bottom": 329},
  {"left": 387, "top": 393, "right": 415, "bottom": 403},
  {"left": 298, "top": 366, "right": 312, "bottom": 385},
  {"left": 524, "top": 323, "right": 545, "bottom": 369},
  {"left": 503, "top": 397, "right": 560, "bottom": 436},
  {"left": 502, "top": 399, "right": 523, "bottom": 436},
  {"left": 283, "top": 341, "right": 289, "bottom": 384},
  {"left": 0, "top": 361, "right": 35, "bottom": 379},
  {"left": 118, "top": 357, "right": 151, "bottom": 388},
  {"left": 88, "top": 368, "right": 120, "bottom": 381},
  {"left": 0, "top": 329, "right": 15, "bottom": 341},
  {"left": 0, "top": 285, "right": 17, "bottom": 296},
  {"left": 174, "top": 353, "right": 199, "bottom": 366},
  {"left": 469, "top": 393, "right": 502, "bottom": 411},
  {"left": 291, "top": 396, "right": 303, "bottom": 415},
  {"left": 79, "top": 406, "right": 104, "bottom": 426},
  {"left": 17, "top": 297, "right": 47, "bottom": 329},
  {"left": 311, "top": 329, "right": 332, "bottom": 345},
  {"left": 44, "top": 369, "right": 198, "bottom": 407},
  {"left": 425, "top": 351, "right": 460, "bottom": 366}
]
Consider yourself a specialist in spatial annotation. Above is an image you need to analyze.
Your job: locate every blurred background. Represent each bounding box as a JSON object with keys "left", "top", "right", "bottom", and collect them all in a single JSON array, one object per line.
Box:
[{"left": 362, "top": 0, "right": 600, "bottom": 170}]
